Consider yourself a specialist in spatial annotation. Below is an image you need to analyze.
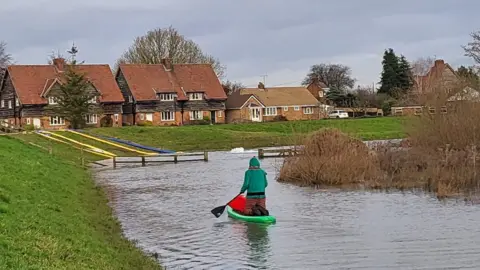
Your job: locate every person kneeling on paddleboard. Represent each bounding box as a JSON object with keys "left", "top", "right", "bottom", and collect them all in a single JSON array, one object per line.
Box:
[{"left": 240, "top": 157, "right": 269, "bottom": 216}]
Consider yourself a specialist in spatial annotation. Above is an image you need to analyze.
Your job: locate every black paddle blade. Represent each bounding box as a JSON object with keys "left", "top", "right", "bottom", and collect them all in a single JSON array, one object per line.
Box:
[{"left": 211, "top": 205, "right": 227, "bottom": 218}]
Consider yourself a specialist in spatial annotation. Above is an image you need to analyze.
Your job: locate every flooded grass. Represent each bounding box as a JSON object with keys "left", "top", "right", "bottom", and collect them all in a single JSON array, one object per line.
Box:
[
  {"left": 0, "top": 135, "right": 161, "bottom": 269},
  {"left": 278, "top": 100, "right": 480, "bottom": 198}
]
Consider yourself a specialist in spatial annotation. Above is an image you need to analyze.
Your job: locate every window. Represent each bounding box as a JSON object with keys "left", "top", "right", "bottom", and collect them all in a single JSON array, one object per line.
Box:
[
  {"left": 85, "top": 114, "right": 98, "bottom": 124},
  {"left": 161, "top": 111, "right": 175, "bottom": 121},
  {"left": 217, "top": 110, "right": 223, "bottom": 117},
  {"left": 88, "top": 96, "right": 97, "bottom": 103},
  {"left": 428, "top": 107, "right": 435, "bottom": 114},
  {"left": 283, "top": 106, "right": 288, "bottom": 111},
  {"left": 189, "top": 93, "right": 202, "bottom": 100},
  {"left": 48, "top": 96, "right": 58, "bottom": 104},
  {"left": 128, "top": 95, "right": 133, "bottom": 103},
  {"left": 26, "top": 118, "right": 31, "bottom": 125},
  {"left": 440, "top": 106, "right": 447, "bottom": 114},
  {"left": 114, "top": 114, "right": 119, "bottom": 121},
  {"left": 264, "top": 107, "right": 277, "bottom": 116},
  {"left": 50, "top": 116, "right": 65, "bottom": 126},
  {"left": 303, "top": 107, "right": 313, "bottom": 114},
  {"left": 318, "top": 91, "right": 324, "bottom": 98},
  {"left": 159, "top": 93, "right": 175, "bottom": 101},
  {"left": 139, "top": 113, "right": 145, "bottom": 120},
  {"left": 1, "top": 100, "right": 4, "bottom": 108},
  {"left": 294, "top": 106, "right": 300, "bottom": 111},
  {"left": 8, "top": 100, "right": 12, "bottom": 109},
  {"left": 190, "top": 110, "right": 203, "bottom": 120},
  {"left": 15, "top": 98, "right": 19, "bottom": 106}
]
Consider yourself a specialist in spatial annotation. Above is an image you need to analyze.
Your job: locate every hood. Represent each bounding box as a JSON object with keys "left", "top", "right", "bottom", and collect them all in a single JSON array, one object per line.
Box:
[{"left": 249, "top": 157, "right": 260, "bottom": 167}]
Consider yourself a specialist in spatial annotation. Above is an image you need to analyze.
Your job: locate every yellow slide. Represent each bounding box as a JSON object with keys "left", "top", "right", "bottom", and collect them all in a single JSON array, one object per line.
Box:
[
  {"left": 35, "top": 132, "right": 114, "bottom": 159},
  {"left": 64, "top": 129, "right": 157, "bottom": 156},
  {"left": 41, "top": 131, "right": 117, "bottom": 157}
]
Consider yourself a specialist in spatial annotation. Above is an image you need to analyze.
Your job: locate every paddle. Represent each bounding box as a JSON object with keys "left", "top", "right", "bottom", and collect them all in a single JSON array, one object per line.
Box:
[{"left": 211, "top": 193, "right": 242, "bottom": 218}]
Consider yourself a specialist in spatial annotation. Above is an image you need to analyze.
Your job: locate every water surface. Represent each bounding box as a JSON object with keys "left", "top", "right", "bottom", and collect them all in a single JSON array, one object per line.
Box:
[{"left": 96, "top": 150, "right": 480, "bottom": 269}]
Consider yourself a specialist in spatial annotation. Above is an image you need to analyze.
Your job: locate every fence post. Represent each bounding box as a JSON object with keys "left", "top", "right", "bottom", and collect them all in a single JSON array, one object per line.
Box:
[
  {"left": 204, "top": 151, "right": 208, "bottom": 162},
  {"left": 141, "top": 156, "right": 146, "bottom": 167},
  {"left": 174, "top": 155, "right": 178, "bottom": 163},
  {"left": 258, "top": 149, "right": 264, "bottom": 159},
  {"left": 113, "top": 157, "right": 116, "bottom": 169}
]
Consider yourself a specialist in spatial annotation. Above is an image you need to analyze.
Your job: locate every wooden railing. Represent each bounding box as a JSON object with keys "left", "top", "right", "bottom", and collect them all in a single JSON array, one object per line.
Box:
[{"left": 112, "top": 151, "right": 209, "bottom": 168}]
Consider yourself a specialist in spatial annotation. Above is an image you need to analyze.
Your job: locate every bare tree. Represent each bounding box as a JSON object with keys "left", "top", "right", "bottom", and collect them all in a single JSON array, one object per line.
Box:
[
  {"left": 302, "top": 63, "right": 356, "bottom": 91},
  {"left": 116, "top": 26, "right": 225, "bottom": 78},
  {"left": 463, "top": 31, "right": 480, "bottom": 65},
  {"left": 410, "top": 56, "right": 435, "bottom": 76},
  {"left": 0, "top": 41, "right": 12, "bottom": 79},
  {"left": 222, "top": 80, "right": 244, "bottom": 95}
]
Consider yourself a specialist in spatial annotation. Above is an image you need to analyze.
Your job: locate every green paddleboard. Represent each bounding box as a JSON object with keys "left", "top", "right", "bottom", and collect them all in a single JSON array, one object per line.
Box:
[{"left": 226, "top": 206, "right": 276, "bottom": 224}]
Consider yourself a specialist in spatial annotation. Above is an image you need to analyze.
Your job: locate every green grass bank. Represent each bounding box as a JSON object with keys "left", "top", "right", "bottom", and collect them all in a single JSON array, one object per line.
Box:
[
  {"left": 89, "top": 117, "right": 406, "bottom": 152},
  {"left": 0, "top": 136, "right": 161, "bottom": 269}
]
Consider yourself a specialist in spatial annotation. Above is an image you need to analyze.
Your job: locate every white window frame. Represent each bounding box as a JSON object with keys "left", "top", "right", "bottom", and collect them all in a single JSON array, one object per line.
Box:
[
  {"left": 50, "top": 116, "right": 65, "bottom": 126},
  {"left": 294, "top": 106, "right": 300, "bottom": 111},
  {"left": 114, "top": 114, "right": 119, "bottom": 121},
  {"left": 161, "top": 111, "right": 175, "bottom": 121},
  {"left": 8, "top": 100, "right": 12, "bottom": 109},
  {"left": 145, "top": 113, "right": 153, "bottom": 122},
  {"left": 26, "top": 118, "right": 31, "bottom": 125},
  {"left": 128, "top": 95, "right": 133, "bottom": 103},
  {"left": 15, "top": 98, "right": 19, "bottom": 106},
  {"left": 283, "top": 106, "right": 288, "bottom": 111},
  {"left": 217, "top": 110, "right": 223, "bottom": 117},
  {"left": 139, "top": 113, "right": 145, "bottom": 120},
  {"left": 190, "top": 110, "right": 203, "bottom": 120},
  {"left": 1, "top": 100, "right": 4, "bottom": 108},
  {"left": 88, "top": 96, "right": 97, "bottom": 104},
  {"left": 264, "top": 107, "right": 277, "bottom": 116},
  {"left": 303, "top": 107, "right": 314, "bottom": 114},
  {"left": 159, "top": 93, "right": 175, "bottom": 101},
  {"left": 318, "top": 91, "right": 324, "bottom": 98},
  {"left": 189, "top": 93, "right": 203, "bottom": 100},
  {"left": 48, "top": 96, "right": 58, "bottom": 104},
  {"left": 85, "top": 114, "right": 98, "bottom": 124}
]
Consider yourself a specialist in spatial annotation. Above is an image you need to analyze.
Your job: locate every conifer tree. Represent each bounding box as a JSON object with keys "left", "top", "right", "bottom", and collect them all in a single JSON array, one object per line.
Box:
[{"left": 378, "top": 48, "right": 400, "bottom": 95}]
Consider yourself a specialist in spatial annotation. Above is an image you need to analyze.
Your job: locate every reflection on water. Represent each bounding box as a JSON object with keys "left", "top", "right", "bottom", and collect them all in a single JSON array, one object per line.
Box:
[{"left": 95, "top": 151, "right": 480, "bottom": 270}]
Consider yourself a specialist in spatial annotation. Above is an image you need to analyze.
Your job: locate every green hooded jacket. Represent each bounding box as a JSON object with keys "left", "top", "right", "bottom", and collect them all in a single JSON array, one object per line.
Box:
[{"left": 240, "top": 157, "right": 268, "bottom": 198}]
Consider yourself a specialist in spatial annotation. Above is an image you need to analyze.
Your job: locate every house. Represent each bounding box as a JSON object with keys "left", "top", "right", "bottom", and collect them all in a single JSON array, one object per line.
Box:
[
  {"left": 225, "top": 82, "right": 322, "bottom": 123},
  {"left": 0, "top": 58, "right": 125, "bottom": 129},
  {"left": 392, "top": 59, "right": 477, "bottom": 116},
  {"left": 115, "top": 59, "right": 227, "bottom": 126},
  {"left": 305, "top": 77, "right": 328, "bottom": 104}
]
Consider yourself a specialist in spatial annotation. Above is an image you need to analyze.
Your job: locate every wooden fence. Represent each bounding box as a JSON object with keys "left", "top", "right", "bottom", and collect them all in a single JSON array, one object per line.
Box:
[
  {"left": 257, "top": 148, "right": 302, "bottom": 159},
  {"left": 112, "top": 151, "right": 208, "bottom": 168}
]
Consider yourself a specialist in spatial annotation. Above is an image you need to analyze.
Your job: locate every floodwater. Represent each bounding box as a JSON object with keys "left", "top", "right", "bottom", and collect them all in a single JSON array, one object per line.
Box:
[{"left": 95, "top": 148, "right": 480, "bottom": 270}]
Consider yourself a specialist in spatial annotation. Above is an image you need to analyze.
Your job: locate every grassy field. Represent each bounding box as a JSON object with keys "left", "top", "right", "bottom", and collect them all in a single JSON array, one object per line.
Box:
[
  {"left": 88, "top": 117, "right": 406, "bottom": 152},
  {"left": 0, "top": 136, "right": 161, "bottom": 269}
]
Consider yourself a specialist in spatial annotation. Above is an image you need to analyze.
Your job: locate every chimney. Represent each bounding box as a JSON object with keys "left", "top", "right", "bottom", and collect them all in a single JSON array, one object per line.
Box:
[
  {"left": 52, "top": 58, "right": 65, "bottom": 71},
  {"left": 161, "top": 58, "right": 173, "bottom": 71},
  {"left": 258, "top": 82, "right": 265, "bottom": 89}
]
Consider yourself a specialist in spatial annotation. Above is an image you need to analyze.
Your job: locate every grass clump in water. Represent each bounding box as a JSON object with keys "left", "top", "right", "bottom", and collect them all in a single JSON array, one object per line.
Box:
[{"left": 0, "top": 136, "right": 161, "bottom": 269}]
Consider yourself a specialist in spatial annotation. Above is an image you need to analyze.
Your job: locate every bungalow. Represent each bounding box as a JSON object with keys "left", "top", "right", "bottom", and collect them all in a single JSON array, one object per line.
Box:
[
  {"left": 115, "top": 59, "right": 227, "bottom": 126},
  {"left": 225, "top": 82, "right": 322, "bottom": 123},
  {"left": 0, "top": 58, "right": 124, "bottom": 129}
]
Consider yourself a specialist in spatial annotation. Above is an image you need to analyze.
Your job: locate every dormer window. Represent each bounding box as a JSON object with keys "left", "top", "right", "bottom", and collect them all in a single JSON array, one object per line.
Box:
[
  {"left": 189, "top": 93, "right": 202, "bottom": 100},
  {"left": 88, "top": 96, "right": 97, "bottom": 103},
  {"left": 15, "top": 98, "right": 19, "bottom": 106},
  {"left": 48, "top": 96, "right": 58, "bottom": 104},
  {"left": 159, "top": 93, "right": 176, "bottom": 101}
]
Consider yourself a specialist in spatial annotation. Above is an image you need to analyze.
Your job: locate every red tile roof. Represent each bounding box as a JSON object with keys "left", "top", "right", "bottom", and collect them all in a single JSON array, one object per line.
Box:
[
  {"left": 7, "top": 64, "right": 124, "bottom": 105},
  {"left": 118, "top": 63, "right": 227, "bottom": 101}
]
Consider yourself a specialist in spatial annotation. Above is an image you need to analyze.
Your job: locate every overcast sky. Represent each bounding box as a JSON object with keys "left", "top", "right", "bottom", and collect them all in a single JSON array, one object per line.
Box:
[{"left": 1, "top": 0, "right": 478, "bottom": 88}]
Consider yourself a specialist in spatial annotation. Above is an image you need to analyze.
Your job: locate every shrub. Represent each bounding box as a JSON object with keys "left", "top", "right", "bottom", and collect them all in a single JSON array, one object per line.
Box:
[
  {"left": 273, "top": 115, "right": 288, "bottom": 121},
  {"left": 23, "top": 124, "right": 35, "bottom": 131}
]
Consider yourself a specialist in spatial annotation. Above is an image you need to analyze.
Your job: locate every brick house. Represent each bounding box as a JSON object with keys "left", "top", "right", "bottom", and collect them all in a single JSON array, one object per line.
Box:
[
  {"left": 392, "top": 59, "right": 477, "bottom": 116},
  {"left": 115, "top": 59, "right": 227, "bottom": 126},
  {"left": 0, "top": 58, "right": 125, "bottom": 129},
  {"left": 225, "top": 82, "right": 322, "bottom": 123},
  {"left": 305, "top": 77, "right": 328, "bottom": 104}
]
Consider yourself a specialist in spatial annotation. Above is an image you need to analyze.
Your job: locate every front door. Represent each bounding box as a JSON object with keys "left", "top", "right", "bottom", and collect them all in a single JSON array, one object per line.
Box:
[
  {"left": 250, "top": 108, "right": 261, "bottom": 122},
  {"left": 145, "top": 113, "right": 153, "bottom": 122},
  {"left": 210, "top": 111, "right": 216, "bottom": 124},
  {"left": 33, "top": 118, "right": 41, "bottom": 128}
]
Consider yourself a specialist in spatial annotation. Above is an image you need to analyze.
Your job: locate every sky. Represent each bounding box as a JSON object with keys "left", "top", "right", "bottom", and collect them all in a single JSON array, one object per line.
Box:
[{"left": 1, "top": 0, "right": 479, "bottom": 88}]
